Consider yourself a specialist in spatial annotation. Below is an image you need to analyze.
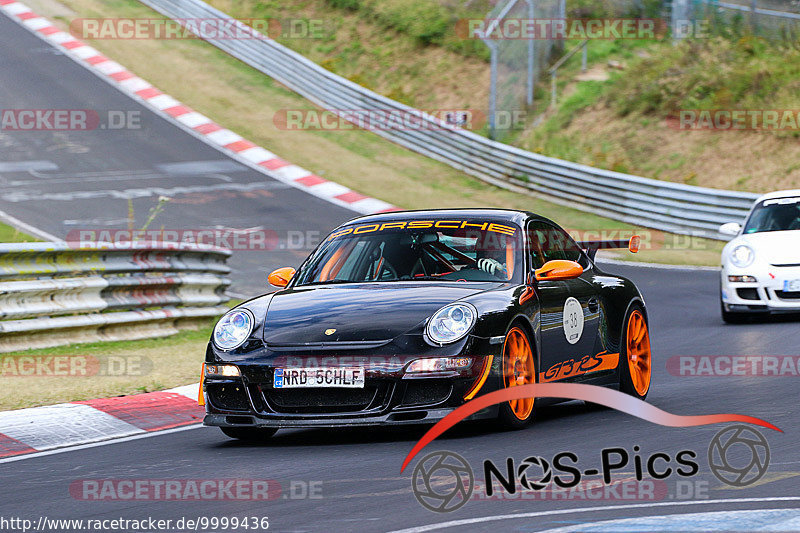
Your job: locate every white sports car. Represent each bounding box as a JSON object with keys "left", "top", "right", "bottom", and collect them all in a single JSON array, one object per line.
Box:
[{"left": 719, "top": 190, "right": 800, "bottom": 322}]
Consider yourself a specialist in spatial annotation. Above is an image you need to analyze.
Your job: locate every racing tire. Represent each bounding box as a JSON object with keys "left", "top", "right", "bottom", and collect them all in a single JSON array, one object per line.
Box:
[
  {"left": 619, "top": 304, "right": 652, "bottom": 401},
  {"left": 220, "top": 427, "right": 278, "bottom": 441},
  {"left": 497, "top": 325, "right": 537, "bottom": 430}
]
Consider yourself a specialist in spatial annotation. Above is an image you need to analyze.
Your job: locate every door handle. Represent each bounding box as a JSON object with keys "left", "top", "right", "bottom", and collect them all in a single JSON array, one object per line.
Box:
[{"left": 588, "top": 298, "right": 599, "bottom": 313}]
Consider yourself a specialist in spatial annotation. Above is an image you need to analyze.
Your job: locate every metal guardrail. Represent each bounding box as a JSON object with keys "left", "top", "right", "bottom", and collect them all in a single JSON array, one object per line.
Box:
[
  {"left": 140, "top": 0, "right": 761, "bottom": 240},
  {"left": 716, "top": 1, "right": 800, "bottom": 21},
  {"left": 0, "top": 242, "right": 231, "bottom": 352}
]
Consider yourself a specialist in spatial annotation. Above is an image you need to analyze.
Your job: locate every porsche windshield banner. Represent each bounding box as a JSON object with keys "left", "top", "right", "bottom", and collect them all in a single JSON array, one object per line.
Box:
[{"left": 326, "top": 220, "right": 518, "bottom": 241}]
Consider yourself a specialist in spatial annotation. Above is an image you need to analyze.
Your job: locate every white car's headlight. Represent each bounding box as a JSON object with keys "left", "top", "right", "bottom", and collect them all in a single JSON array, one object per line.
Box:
[
  {"left": 426, "top": 303, "right": 477, "bottom": 345},
  {"left": 213, "top": 309, "right": 254, "bottom": 351},
  {"left": 730, "top": 244, "right": 755, "bottom": 268}
]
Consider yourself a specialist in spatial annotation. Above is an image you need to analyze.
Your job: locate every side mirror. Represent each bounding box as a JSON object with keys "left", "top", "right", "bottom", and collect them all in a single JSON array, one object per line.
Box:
[
  {"left": 719, "top": 222, "right": 741, "bottom": 237},
  {"left": 268, "top": 267, "right": 296, "bottom": 288},
  {"left": 535, "top": 260, "right": 583, "bottom": 282}
]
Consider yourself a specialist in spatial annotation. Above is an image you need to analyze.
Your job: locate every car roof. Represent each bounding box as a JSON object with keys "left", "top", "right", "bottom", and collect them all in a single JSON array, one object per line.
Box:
[
  {"left": 755, "top": 189, "right": 800, "bottom": 202},
  {"left": 341, "top": 208, "right": 556, "bottom": 227}
]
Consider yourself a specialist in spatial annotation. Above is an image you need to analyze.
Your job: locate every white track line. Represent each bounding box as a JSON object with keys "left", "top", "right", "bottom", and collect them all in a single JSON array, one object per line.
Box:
[
  {"left": 387, "top": 497, "right": 800, "bottom": 533},
  {"left": 537, "top": 508, "right": 800, "bottom": 532},
  {"left": 0, "top": 424, "right": 202, "bottom": 464},
  {"left": 0, "top": 208, "right": 63, "bottom": 242}
]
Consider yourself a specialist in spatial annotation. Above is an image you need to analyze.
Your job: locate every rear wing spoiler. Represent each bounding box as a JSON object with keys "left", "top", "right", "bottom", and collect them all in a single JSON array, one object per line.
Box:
[{"left": 578, "top": 235, "right": 640, "bottom": 261}]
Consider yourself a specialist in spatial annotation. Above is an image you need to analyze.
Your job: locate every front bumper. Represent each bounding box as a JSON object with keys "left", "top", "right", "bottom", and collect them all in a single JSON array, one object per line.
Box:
[
  {"left": 202, "top": 354, "right": 498, "bottom": 428},
  {"left": 721, "top": 267, "right": 800, "bottom": 313},
  {"left": 204, "top": 406, "right": 498, "bottom": 428}
]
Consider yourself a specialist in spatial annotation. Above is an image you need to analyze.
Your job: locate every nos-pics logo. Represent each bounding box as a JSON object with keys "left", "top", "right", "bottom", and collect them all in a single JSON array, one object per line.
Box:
[{"left": 411, "top": 425, "right": 771, "bottom": 513}]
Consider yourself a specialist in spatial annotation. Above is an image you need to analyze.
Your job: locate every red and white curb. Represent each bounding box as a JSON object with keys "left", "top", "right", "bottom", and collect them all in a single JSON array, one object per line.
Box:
[
  {"left": 0, "top": 384, "right": 202, "bottom": 458},
  {"left": 0, "top": 0, "right": 398, "bottom": 215}
]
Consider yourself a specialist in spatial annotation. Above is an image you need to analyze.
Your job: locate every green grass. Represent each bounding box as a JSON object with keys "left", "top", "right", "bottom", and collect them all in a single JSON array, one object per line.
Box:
[
  {"left": 3, "top": 322, "right": 216, "bottom": 357},
  {"left": 210, "top": 0, "right": 491, "bottom": 111},
  {"left": 0, "top": 320, "right": 218, "bottom": 410},
  {"left": 515, "top": 31, "right": 800, "bottom": 191},
  {"left": 0, "top": 222, "right": 39, "bottom": 243},
  {"left": 609, "top": 36, "right": 800, "bottom": 129},
  {"left": 567, "top": 0, "right": 664, "bottom": 19}
]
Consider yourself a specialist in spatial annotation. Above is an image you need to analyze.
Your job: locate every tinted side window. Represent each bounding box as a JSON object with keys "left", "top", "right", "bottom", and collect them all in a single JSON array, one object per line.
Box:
[
  {"left": 528, "top": 221, "right": 587, "bottom": 267},
  {"left": 526, "top": 223, "right": 550, "bottom": 269}
]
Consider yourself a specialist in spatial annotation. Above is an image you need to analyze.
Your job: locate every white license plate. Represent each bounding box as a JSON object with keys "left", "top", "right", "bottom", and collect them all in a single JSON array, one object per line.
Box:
[
  {"left": 784, "top": 279, "right": 800, "bottom": 292},
  {"left": 273, "top": 367, "right": 365, "bottom": 389}
]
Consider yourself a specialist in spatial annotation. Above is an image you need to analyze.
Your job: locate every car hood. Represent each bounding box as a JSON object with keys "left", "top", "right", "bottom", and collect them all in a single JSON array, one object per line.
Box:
[
  {"left": 734, "top": 230, "right": 800, "bottom": 265},
  {"left": 262, "top": 283, "right": 494, "bottom": 346}
]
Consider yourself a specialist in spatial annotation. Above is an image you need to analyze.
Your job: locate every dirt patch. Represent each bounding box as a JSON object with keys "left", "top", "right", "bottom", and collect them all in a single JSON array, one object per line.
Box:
[{"left": 575, "top": 66, "right": 609, "bottom": 82}]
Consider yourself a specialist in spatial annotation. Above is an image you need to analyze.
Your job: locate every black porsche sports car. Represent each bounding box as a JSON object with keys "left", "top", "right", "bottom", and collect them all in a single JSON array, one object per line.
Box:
[{"left": 201, "top": 209, "right": 651, "bottom": 440}]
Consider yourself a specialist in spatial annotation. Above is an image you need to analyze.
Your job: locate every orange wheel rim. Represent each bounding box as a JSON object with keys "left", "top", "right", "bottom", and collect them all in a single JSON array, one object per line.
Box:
[
  {"left": 626, "top": 310, "right": 651, "bottom": 396},
  {"left": 503, "top": 327, "right": 535, "bottom": 420}
]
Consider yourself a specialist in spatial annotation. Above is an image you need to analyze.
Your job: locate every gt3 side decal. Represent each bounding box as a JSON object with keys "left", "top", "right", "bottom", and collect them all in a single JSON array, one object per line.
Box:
[{"left": 540, "top": 351, "right": 620, "bottom": 382}]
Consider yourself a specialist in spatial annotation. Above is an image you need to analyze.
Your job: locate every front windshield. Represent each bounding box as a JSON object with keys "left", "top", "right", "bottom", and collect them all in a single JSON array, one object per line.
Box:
[
  {"left": 295, "top": 219, "right": 523, "bottom": 285},
  {"left": 744, "top": 197, "right": 800, "bottom": 234}
]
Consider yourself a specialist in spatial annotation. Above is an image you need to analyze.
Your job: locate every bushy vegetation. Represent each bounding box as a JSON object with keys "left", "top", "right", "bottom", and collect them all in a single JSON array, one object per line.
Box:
[
  {"left": 567, "top": 0, "right": 664, "bottom": 18},
  {"left": 322, "top": 0, "right": 490, "bottom": 59},
  {"left": 211, "top": 0, "right": 800, "bottom": 190},
  {"left": 608, "top": 36, "right": 800, "bottom": 130}
]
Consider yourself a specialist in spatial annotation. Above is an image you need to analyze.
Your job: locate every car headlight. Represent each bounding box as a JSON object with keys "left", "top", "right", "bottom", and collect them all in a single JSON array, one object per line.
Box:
[
  {"left": 212, "top": 309, "right": 254, "bottom": 351},
  {"left": 728, "top": 275, "right": 757, "bottom": 283},
  {"left": 730, "top": 244, "right": 755, "bottom": 268},
  {"left": 205, "top": 364, "right": 241, "bottom": 378},
  {"left": 426, "top": 303, "right": 477, "bottom": 345},
  {"left": 406, "top": 357, "right": 473, "bottom": 373}
]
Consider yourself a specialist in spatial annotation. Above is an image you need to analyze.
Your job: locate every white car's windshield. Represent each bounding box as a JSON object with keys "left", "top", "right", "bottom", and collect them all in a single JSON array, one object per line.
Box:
[
  {"left": 744, "top": 197, "right": 800, "bottom": 234},
  {"left": 295, "top": 219, "right": 523, "bottom": 285}
]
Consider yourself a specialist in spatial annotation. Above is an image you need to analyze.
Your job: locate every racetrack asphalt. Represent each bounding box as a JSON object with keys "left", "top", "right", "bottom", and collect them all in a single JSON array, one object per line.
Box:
[
  {"left": 2, "top": 8, "right": 800, "bottom": 533},
  {"left": 0, "top": 13, "right": 354, "bottom": 296},
  {"left": 1, "top": 263, "right": 799, "bottom": 532}
]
